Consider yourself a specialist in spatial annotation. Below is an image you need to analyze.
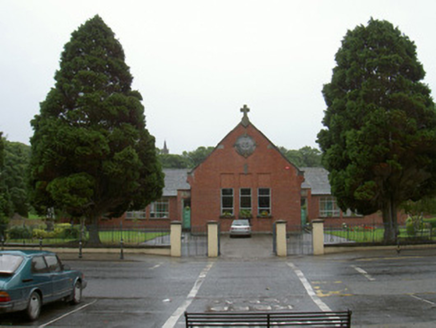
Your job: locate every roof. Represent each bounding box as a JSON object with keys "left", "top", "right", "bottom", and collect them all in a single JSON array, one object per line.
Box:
[
  {"left": 300, "top": 167, "right": 331, "bottom": 195},
  {"left": 162, "top": 169, "right": 190, "bottom": 196},
  {"left": 190, "top": 107, "right": 303, "bottom": 175},
  {"left": 0, "top": 250, "right": 54, "bottom": 257}
]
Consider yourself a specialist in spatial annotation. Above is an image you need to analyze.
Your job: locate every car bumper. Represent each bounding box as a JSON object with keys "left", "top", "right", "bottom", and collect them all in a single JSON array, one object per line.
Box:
[
  {"left": 230, "top": 231, "right": 251, "bottom": 236},
  {"left": 0, "top": 299, "right": 27, "bottom": 313}
]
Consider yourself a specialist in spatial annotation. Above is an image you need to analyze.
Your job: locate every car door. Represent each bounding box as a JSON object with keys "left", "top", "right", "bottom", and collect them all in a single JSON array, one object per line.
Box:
[
  {"left": 44, "top": 255, "right": 72, "bottom": 300},
  {"left": 30, "top": 256, "right": 53, "bottom": 302}
]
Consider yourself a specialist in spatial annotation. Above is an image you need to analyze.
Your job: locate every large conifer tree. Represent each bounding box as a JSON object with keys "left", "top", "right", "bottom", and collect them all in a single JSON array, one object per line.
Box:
[
  {"left": 318, "top": 19, "right": 436, "bottom": 243},
  {"left": 29, "top": 16, "right": 164, "bottom": 243}
]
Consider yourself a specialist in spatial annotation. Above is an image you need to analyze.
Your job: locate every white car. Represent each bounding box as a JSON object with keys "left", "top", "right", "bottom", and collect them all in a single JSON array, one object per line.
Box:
[{"left": 229, "top": 219, "right": 251, "bottom": 237}]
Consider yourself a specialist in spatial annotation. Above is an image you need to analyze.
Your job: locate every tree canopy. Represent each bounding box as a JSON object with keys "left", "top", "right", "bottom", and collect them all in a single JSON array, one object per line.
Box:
[
  {"left": 29, "top": 15, "right": 164, "bottom": 243},
  {"left": 279, "top": 146, "right": 322, "bottom": 168},
  {"left": 158, "top": 146, "right": 321, "bottom": 169},
  {"left": 317, "top": 19, "right": 436, "bottom": 243},
  {"left": 158, "top": 146, "right": 214, "bottom": 169},
  {"left": 0, "top": 133, "right": 10, "bottom": 229},
  {"left": 2, "top": 140, "right": 30, "bottom": 216}
]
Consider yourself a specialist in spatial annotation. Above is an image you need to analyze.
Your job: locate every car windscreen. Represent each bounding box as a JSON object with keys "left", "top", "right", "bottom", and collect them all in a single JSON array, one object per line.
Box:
[
  {"left": 0, "top": 254, "right": 24, "bottom": 274},
  {"left": 233, "top": 220, "right": 249, "bottom": 226}
]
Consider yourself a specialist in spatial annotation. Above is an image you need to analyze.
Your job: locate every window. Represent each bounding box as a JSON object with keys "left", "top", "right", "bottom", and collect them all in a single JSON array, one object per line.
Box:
[
  {"left": 0, "top": 255, "right": 23, "bottom": 274},
  {"left": 258, "top": 188, "right": 271, "bottom": 215},
  {"left": 221, "top": 188, "right": 234, "bottom": 216},
  {"left": 150, "top": 198, "right": 169, "bottom": 218},
  {"left": 31, "top": 256, "right": 49, "bottom": 274},
  {"left": 240, "top": 188, "right": 252, "bottom": 211},
  {"left": 126, "top": 210, "right": 146, "bottom": 219},
  {"left": 45, "top": 255, "right": 61, "bottom": 272},
  {"left": 319, "top": 197, "right": 340, "bottom": 217}
]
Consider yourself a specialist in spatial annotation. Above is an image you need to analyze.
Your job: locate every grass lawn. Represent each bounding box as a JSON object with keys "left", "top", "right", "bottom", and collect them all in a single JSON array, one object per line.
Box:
[
  {"left": 6, "top": 231, "right": 169, "bottom": 246},
  {"left": 325, "top": 227, "right": 435, "bottom": 243},
  {"left": 325, "top": 228, "right": 385, "bottom": 243},
  {"left": 98, "top": 231, "right": 169, "bottom": 244}
]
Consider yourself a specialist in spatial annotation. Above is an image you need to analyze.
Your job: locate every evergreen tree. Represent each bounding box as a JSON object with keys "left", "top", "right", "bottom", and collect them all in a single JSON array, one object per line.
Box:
[
  {"left": 3, "top": 141, "right": 30, "bottom": 216},
  {"left": 29, "top": 16, "right": 164, "bottom": 244},
  {"left": 0, "top": 133, "right": 10, "bottom": 234},
  {"left": 318, "top": 19, "right": 436, "bottom": 243}
]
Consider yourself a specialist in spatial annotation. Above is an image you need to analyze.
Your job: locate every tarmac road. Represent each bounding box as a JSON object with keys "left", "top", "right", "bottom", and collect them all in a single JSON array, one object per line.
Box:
[{"left": 0, "top": 236, "right": 435, "bottom": 327}]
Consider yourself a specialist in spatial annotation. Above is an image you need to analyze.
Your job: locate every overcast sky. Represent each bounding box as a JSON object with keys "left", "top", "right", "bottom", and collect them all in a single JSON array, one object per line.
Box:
[{"left": 2, "top": 0, "right": 436, "bottom": 154}]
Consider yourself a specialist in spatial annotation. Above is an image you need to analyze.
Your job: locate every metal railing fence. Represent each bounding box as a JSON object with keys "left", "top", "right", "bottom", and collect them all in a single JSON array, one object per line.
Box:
[
  {"left": 324, "top": 222, "right": 435, "bottom": 246},
  {"left": 0, "top": 222, "right": 170, "bottom": 247}
]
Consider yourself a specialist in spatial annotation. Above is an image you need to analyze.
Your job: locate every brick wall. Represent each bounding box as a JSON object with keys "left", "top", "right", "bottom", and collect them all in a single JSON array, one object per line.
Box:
[{"left": 188, "top": 122, "right": 304, "bottom": 232}]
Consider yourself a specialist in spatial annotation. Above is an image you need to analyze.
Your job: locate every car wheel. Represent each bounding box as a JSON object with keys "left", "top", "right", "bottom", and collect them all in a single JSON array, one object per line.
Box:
[
  {"left": 26, "top": 291, "right": 41, "bottom": 321},
  {"left": 71, "top": 280, "right": 82, "bottom": 305}
]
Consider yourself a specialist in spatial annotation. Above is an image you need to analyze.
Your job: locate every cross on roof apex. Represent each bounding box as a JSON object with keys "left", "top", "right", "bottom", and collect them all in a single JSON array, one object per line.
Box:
[
  {"left": 240, "top": 104, "right": 250, "bottom": 127},
  {"left": 241, "top": 104, "right": 250, "bottom": 115}
]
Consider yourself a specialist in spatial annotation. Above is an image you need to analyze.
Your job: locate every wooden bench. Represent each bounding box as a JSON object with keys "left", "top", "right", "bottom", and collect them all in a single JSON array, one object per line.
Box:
[{"left": 184, "top": 310, "right": 352, "bottom": 327}]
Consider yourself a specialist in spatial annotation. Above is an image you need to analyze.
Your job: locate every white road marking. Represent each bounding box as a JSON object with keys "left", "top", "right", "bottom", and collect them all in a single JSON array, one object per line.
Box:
[
  {"left": 287, "top": 262, "right": 331, "bottom": 312},
  {"left": 351, "top": 265, "right": 375, "bottom": 281},
  {"left": 38, "top": 299, "right": 97, "bottom": 328},
  {"left": 150, "top": 263, "right": 163, "bottom": 270},
  {"left": 162, "top": 262, "right": 214, "bottom": 328},
  {"left": 409, "top": 294, "right": 436, "bottom": 306}
]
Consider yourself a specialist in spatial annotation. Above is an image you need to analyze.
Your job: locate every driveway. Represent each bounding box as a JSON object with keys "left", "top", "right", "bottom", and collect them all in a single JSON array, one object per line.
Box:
[{"left": 220, "top": 234, "right": 274, "bottom": 258}]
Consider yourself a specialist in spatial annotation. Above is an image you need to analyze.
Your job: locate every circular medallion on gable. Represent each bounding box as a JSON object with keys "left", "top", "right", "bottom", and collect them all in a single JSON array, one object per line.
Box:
[{"left": 235, "top": 134, "right": 256, "bottom": 157}]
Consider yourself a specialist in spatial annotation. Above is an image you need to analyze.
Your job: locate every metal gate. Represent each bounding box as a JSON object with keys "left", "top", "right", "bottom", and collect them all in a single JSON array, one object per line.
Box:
[
  {"left": 287, "top": 226, "right": 313, "bottom": 255},
  {"left": 181, "top": 225, "right": 208, "bottom": 257}
]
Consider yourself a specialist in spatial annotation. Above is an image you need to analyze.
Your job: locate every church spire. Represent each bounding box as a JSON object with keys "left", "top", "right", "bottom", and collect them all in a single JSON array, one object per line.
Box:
[
  {"left": 162, "top": 141, "right": 169, "bottom": 154},
  {"left": 240, "top": 104, "right": 250, "bottom": 127}
]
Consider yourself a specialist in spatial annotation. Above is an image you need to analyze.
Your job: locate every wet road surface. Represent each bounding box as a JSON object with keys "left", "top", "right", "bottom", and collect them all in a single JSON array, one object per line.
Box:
[{"left": 1, "top": 236, "right": 435, "bottom": 327}]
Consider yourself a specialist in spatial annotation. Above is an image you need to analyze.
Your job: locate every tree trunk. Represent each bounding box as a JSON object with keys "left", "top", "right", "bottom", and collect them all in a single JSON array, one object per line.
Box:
[
  {"left": 382, "top": 198, "right": 398, "bottom": 244},
  {"left": 87, "top": 215, "right": 101, "bottom": 246}
]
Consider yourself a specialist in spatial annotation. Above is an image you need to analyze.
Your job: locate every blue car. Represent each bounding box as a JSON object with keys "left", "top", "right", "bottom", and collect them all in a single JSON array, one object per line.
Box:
[{"left": 0, "top": 250, "right": 86, "bottom": 321}]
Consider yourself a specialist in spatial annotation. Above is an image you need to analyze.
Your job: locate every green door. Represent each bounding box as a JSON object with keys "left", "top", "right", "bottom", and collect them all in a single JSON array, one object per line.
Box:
[
  {"left": 301, "top": 207, "right": 307, "bottom": 226},
  {"left": 183, "top": 206, "right": 191, "bottom": 229}
]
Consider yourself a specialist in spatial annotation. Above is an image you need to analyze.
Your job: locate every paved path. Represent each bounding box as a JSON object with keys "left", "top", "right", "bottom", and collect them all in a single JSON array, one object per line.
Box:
[{"left": 220, "top": 234, "right": 274, "bottom": 258}]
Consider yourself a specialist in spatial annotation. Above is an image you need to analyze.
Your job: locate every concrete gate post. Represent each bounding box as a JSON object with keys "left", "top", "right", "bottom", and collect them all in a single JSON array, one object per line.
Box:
[
  {"left": 312, "top": 219, "right": 325, "bottom": 255},
  {"left": 275, "top": 220, "right": 287, "bottom": 257},
  {"left": 170, "top": 221, "right": 182, "bottom": 257},
  {"left": 207, "top": 221, "right": 219, "bottom": 257}
]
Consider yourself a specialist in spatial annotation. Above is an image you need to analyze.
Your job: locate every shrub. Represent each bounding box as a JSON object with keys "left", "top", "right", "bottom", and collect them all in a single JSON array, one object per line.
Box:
[
  {"left": 32, "top": 229, "right": 48, "bottom": 239},
  {"left": 423, "top": 218, "right": 436, "bottom": 228},
  {"left": 59, "top": 226, "right": 81, "bottom": 239},
  {"left": 406, "top": 221, "right": 416, "bottom": 236},
  {"left": 8, "top": 226, "right": 33, "bottom": 239},
  {"left": 32, "top": 229, "right": 57, "bottom": 239}
]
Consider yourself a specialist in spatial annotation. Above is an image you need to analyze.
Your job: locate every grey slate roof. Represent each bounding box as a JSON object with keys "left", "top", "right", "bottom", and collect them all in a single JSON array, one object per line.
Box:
[
  {"left": 162, "top": 169, "right": 190, "bottom": 196},
  {"left": 300, "top": 167, "right": 331, "bottom": 195}
]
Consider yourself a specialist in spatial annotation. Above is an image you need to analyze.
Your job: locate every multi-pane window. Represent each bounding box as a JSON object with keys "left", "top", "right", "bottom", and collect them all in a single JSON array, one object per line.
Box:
[
  {"left": 319, "top": 197, "right": 340, "bottom": 217},
  {"left": 258, "top": 188, "right": 271, "bottom": 215},
  {"left": 126, "top": 210, "right": 146, "bottom": 219},
  {"left": 221, "top": 188, "right": 234, "bottom": 216},
  {"left": 150, "top": 198, "right": 169, "bottom": 218},
  {"left": 240, "top": 188, "right": 252, "bottom": 212}
]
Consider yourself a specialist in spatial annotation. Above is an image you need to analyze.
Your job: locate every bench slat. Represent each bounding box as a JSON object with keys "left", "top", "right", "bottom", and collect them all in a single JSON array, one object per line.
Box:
[{"left": 185, "top": 310, "right": 352, "bottom": 327}]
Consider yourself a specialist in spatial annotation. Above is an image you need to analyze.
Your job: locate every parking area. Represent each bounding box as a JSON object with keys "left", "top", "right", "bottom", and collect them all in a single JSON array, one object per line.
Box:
[{"left": 0, "top": 248, "right": 435, "bottom": 327}]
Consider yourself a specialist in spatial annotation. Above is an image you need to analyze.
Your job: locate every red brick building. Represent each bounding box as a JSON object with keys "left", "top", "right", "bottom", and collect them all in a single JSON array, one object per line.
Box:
[
  {"left": 187, "top": 105, "right": 304, "bottom": 232},
  {"left": 107, "top": 105, "right": 400, "bottom": 231}
]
